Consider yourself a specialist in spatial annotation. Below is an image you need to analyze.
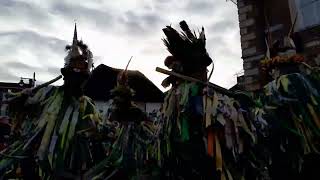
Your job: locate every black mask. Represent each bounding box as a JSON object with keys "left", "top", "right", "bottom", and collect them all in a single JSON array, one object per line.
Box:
[{"left": 61, "top": 68, "right": 89, "bottom": 97}]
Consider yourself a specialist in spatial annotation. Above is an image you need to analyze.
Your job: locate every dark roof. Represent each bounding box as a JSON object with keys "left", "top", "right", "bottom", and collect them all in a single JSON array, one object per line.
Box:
[
  {"left": 85, "top": 64, "right": 164, "bottom": 102},
  {"left": 229, "top": 84, "right": 241, "bottom": 91}
]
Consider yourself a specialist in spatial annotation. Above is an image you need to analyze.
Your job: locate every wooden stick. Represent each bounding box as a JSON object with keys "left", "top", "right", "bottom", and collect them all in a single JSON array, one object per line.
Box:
[
  {"left": 3, "top": 75, "right": 63, "bottom": 103},
  {"left": 125, "top": 56, "right": 133, "bottom": 71},
  {"left": 288, "top": 12, "right": 298, "bottom": 36},
  {"left": 156, "top": 67, "right": 235, "bottom": 97},
  {"left": 32, "top": 75, "right": 62, "bottom": 93}
]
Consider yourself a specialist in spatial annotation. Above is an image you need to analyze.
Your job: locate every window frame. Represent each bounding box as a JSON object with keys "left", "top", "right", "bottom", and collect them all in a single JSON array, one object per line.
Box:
[{"left": 289, "top": 0, "right": 320, "bottom": 31}]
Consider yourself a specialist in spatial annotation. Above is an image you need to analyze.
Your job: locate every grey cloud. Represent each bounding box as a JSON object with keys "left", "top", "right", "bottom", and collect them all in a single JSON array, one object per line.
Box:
[
  {"left": 143, "top": 15, "right": 163, "bottom": 27},
  {"left": 209, "top": 20, "right": 237, "bottom": 33},
  {"left": 206, "top": 36, "right": 241, "bottom": 69},
  {"left": 152, "top": 0, "right": 185, "bottom": 12},
  {"left": 207, "top": 36, "right": 225, "bottom": 46},
  {"left": 46, "top": 67, "right": 60, "bottom": 75},
  {"left": 0, "top": 30, "right": 66, "bottom": 82},
  {"left": 0, "top": 66, "right": 20, "bottom": 83},
  {"left": 50, "top": 2, "right": 115, "bottom": 30},
  {"left": 4, "top": 62, "right": 36, "bottom": 70},
  {"left": 0, "top": 30, "right": 67, "bottom": 54},
  {"left": 3, "top": 61, "right": 41, "bottom": 79},
  {"left": 218, "top": 49, "right": 241, "bottom": 61},
  {"left": 141, "top": 47, "right": 163, "bottom": 55},
  {"left": 207, "top": 36, "right": 227, "bottom": 54},
  {"left": 3, "top": 61, "right": 60, "bottom": 77},
  {"left": 154, "top": 0, "right": 171, "bottom": 3},
  {"left": 184, "top": 0, "right": 219, "bottom": 15},
  {"left": 0, "top": 0, "right": 52, "bottom": 27},
  {"left": 119, "top": 11, "right": 165, "bottom": 37},
  {"left": 141, "top": 41, "right": 165, "bottom": 55}
]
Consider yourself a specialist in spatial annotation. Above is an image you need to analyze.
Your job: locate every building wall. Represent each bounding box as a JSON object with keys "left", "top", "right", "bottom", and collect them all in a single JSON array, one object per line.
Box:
[
  {"left": 237, "top": 0, "right": 320, "bottom": 91},
  {"left": 298, "top": 27, "right": 320, "bottom": 65},
  {"left": 94, "top": 100, "right": 112, "bottom": 119},
  {"left": 134, "top": 102, "right": 162, "bottom": 114},
  {"left": 134, "top": 102, "right": 146, "bottom": 112},
  {"left": 237, "top": 0, "right": 266, "bottom": 91}
]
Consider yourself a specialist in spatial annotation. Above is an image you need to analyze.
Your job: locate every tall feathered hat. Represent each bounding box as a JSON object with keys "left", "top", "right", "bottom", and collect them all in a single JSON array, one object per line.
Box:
[
  {"left": 61, "top": 23, "right": 93, "bottom": 75},
  {"left": 162, "top": 20, "right": 212, "bottom": 75}
]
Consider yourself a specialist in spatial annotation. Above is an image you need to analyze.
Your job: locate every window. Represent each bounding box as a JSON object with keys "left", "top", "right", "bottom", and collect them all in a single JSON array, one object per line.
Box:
[{"left": 294, "top": 0, "right": 320, "bottom": 30}]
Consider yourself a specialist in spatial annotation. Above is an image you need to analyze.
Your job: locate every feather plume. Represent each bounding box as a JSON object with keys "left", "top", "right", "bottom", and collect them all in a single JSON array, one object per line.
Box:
[
  {"left": 180, "top": 20, "right": 195, "bottom": 40},
  {"left": 162, "top": 20, "right": 212, "bottom": 71},
  {"left": 117, "top": 57, "right": 132, "bottom": 87}
]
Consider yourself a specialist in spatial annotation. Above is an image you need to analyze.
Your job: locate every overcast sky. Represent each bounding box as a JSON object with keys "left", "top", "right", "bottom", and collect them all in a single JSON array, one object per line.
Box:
[{"left": 0, "top": 0, "right": 242, "bottom": 91}]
